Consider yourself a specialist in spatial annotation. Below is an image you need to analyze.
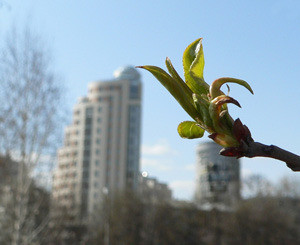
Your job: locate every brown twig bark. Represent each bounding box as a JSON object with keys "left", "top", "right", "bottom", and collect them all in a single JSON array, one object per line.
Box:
[
  {"left": 219, "top": 119, "right": 300, "bottom": 172},
  {"left": 242, "top": 141, "right": 300, "bottom": 172},
  {"left": 221, "top": 141, "right": 300, "bottom": 172}
]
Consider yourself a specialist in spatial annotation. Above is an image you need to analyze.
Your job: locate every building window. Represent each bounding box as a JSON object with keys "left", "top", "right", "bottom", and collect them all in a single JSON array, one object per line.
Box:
[
  {"left": 85, "top": 117, "right": 92, "bottom": 126},
  {"left": 86, "top": 107, "right": 93, "bottom": 117},
  {"left": 96, "top": 138, "right": 101, "bottom": 144},
  {"left": 84, "top": 139, "right": 90, "bottom": 147},
  {"left": 83, "top": 171, "right": 89, "bottom": 179},
  {"left": 95, "top": 160, "right": 100, "bottom": 166},
  {"left": 98, "top": 107, "right": 102, "bottom": 112},
  {"left": 95, "top": 171, "right": 99, "bottom": 177},
  {"left": 83, "top": 160, "right": 89, "bottom": 168},
  {"left": 97, "top": 118, "right": 102, "bottom": 123},
  {"left": 84, "top": 150, "right": 90, "bottom": 158},
  {"left": 130, "top": 84, "right": 139, "bottom": 99},
  {"left": 97, "top": 128, "right": 101, "bottom": 134},
  {"left": 85, "top": 128, "right": 92, "bottom": 135}
]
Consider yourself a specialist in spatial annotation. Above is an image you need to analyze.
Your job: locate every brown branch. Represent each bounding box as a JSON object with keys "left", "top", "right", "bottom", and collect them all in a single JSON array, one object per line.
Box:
[
  {"left": 221, "top": 141, "right": 300, "bottom": 172},
  {"left": 243, "top": 141, "right": 300, "bottom": 172},
  {"left": 219, "top": 119, "right": 300, "bottom": 172}
]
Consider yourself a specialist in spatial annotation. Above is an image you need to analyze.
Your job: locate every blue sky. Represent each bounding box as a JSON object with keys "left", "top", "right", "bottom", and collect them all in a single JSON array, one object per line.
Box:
[{"left": 1, "top": 0, "right": 299, "bottom": 199}]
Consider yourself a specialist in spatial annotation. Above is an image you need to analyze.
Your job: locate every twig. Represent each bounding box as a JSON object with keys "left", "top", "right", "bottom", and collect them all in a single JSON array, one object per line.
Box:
[
  {"left": 221, "top": 141, "right": 300, "bottom": 172},
  {"left": 244, "top": 141, "right": 300, "bottom": 172}
]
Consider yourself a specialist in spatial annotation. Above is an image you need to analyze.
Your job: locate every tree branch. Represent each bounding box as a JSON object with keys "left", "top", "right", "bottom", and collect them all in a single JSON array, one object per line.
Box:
[
  {"left": 221, "top": 141, "right": 300, "bottom": 172},
  {"left": 243, "top": 141, "right": 300, "bottom": 172}
]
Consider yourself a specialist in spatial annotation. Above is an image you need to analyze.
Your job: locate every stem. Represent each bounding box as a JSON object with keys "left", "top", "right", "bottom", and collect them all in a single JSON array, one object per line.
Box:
[{"left": 243, "top": 141, "right": 300, "bottom": 172}]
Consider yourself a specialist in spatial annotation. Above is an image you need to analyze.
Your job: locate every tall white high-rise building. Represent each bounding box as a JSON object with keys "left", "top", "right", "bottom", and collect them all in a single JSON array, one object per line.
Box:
[
  {"left": 194, "top": 141, "right": 240, "bottom": 210},
  {"left": 52, "top": 66, "right": 142, "bottom": 220}
]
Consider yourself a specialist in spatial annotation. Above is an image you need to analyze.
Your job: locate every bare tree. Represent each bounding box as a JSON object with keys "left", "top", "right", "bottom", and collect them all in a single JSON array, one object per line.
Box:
[
  {"left": 276, "top": 176, "right": 300, "bottom": 198},
  {"left": 0, "top": 25, "right": 63, "bottom": 245},
  {"left": 242, "top": 174, "right": 274, "bottom": 198}
]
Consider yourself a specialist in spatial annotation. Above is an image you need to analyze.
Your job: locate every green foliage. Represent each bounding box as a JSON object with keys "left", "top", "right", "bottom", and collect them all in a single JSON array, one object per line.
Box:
[
  {"left": 137, "top": 65, "right": 199, "bottom": 121},
  {"left": 177, "top": 121, "right": 205, "bottom": 139},
  {"left": 137, "top": 38, "right": 254, "bottom": 148},
  {"left": 182, "top": 38, "right": 209, "bottom": 95}
]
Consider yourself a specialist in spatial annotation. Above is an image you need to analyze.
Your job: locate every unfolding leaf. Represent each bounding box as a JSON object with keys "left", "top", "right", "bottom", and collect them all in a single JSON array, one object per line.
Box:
[
  {"left": 165, "top": 57, "right": 193, "bottom": 97},
  {"left": 137, "top": 38, "right": 255, "bottom": 149},
  {"left": 210, "top": 77, "right": 254, "bottom": 99},
  {"left": 192, "top": 93, "right": 213, "bottom": 131},
  {"left": 190, "top": 39, "right": 205, "bottom": 79},
  {"left": 136, "top": 65, "right": 200, "bottom": 121},
  {"left": 165, "top": 57, "right": 184, "bottom": 82},
  {"left": 177, "top": 121, "right": 205, "bottom": 139},
  {"left": 209, "top": 95, "right": 241, "bottom": 134},
  {"left": 182, "top": 38, "right": 209, "bottom": 95},
  {"left": 208, "top": 133, "right": 239, "bottom": 147}
]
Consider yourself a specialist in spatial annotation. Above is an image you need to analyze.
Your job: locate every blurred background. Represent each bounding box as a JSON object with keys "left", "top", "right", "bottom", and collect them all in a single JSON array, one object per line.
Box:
[{"left": 0, "top": 0, "right": 299, "bottom": 244}]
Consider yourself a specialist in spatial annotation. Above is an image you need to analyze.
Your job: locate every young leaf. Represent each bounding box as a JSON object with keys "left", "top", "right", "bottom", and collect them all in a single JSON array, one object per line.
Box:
[
  {"left": 209, "top": 95, "right": 241, "bottom": 135},
  {"left": 190, "top": 39, "right": 205, "bottom": 79},
  {"left": 136, "top": 65, "right": 200, "bottom": 121},
  {"left": 208, "top": 133, "right": 239, "bottom": 147},
  {"left": 177, "top": 121, "right": 205, "bottom": 139},
  {"left": 165, "top": 57, "right": 194, "bottom": 97},
  {"left": 192, "top": 93, "right": 213, "bottom": 131},
  {"left": 210, "top": 77, "right": 254, "bottom": 99},
  {"left": 182, "top": 38, "right": 209, "bottom": 95}
]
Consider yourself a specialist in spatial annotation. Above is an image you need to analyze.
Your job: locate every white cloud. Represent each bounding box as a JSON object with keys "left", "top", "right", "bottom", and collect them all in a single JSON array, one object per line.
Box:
[
  {"left": 184, "top": 164, "right": 195, "bottom": 172},
  {"left": 141, "top": 139, "right": 179, "bottom": 175},
  {"left": 169, "top": 180, "right": 195, "bottom": 200},
  {"left": 141, "top": 158, "right": 173, "bottom": 172},
  {"left": 142, "top": 139, "right": 177, "bottom": 156}
]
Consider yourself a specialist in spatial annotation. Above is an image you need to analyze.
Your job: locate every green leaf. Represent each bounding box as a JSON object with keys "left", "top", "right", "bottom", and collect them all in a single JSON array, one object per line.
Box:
[
  {"left": 182, "top": 38, "right": 209, "bottom": 95},
  {"left": 208, "top": 133, "right": 239, "bottom": 147},
  {"left": 177, "top": 121, "right": 205, "bottom": 139},
  {"left": 165, "top": 57, "right": 184, "bottom": 83},
  {"left": 210, "top": 77, "right": 254, "bottom": 99},
  {"left": 192, "top": 93, "right": 214, "bottom": 131},
  {"left": 209, "top": 95, "right": 241, "bottom": 135},
  {"left": 136, "top": 65, "right": 201, "bottom": 121},
  {"left": 165, "top": 57, "right": 193, "bottom": 97},
  {"left": 190, "top": 39, "right": 205, "bottom": 79}
]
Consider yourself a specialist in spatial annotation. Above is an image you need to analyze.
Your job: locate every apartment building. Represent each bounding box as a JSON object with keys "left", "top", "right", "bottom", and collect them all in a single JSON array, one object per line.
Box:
[
  {"left": 52, "top": 66, "right": 142, "bottom": 220},
  {"left": 138, "top": 172, "right": 172, "bottom": 203},
  {"left": 194, "top": 141, "right": 240, "bottom": 210}
]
